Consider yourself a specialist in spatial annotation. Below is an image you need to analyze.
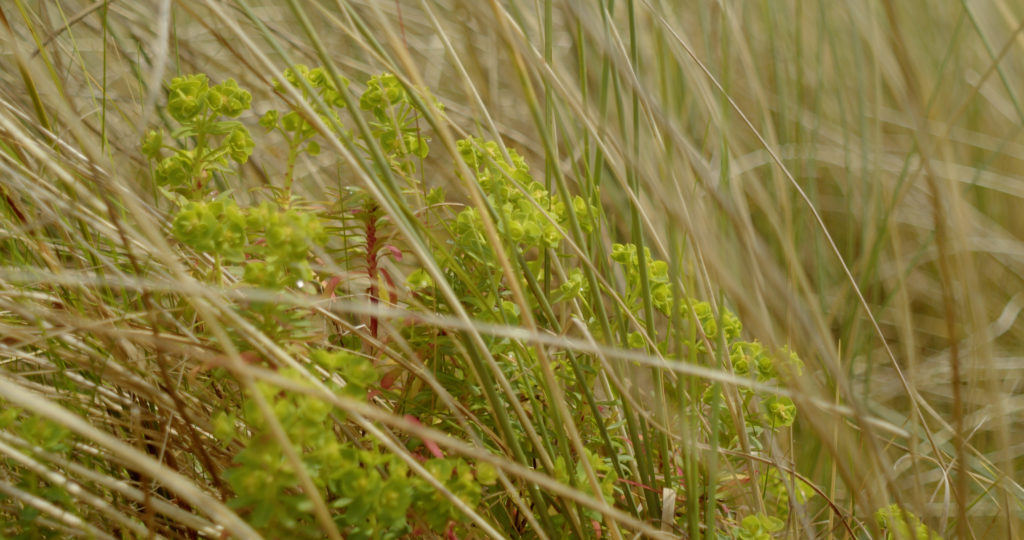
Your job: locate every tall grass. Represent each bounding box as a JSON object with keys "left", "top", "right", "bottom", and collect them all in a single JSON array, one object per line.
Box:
[{"left": 0, "top": 0, "right": 1021, "bottom": 538}]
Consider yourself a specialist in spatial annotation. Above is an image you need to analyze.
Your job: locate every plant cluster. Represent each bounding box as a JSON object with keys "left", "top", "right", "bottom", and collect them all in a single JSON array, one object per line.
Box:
[
  {"left": 875, "top": 504, "right": 943, "bottom": 540},
  {"left": 138, "top": 67, "right": 507, "bottom": 538},
  {"left": 134, "top": 67, "right": 824, "bottom": 538},
  {"left": 213, "top": 352, "right": 490, "bottom": 539},
  {"left": 0, "top": 408, "right": 73, "bottom": 540},
  {"left": 20, "top": 64, "right": 917, "bottom": 539},
  {"left": 0, "top": 56, "right": 952, "bottom": 539},
  {"left": 5, "top": 2, "right": 1016, "bottom": 537}
]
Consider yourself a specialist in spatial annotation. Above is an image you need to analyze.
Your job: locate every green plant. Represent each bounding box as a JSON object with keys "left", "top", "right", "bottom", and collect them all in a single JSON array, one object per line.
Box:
[
  {"left": 4, "top": 3, "right": 1020, "bottom": 538},
  {"left": 137, "top": 68, "right": 819, "bottom": 538},
  {"left": 136, "top": 69, "right": 529, "bottom": 538},
  {"left": 732, "top": 514, "right": 783, "bottom": 540},
  {"left": 875, "top": 505, "right": 943, "bottom": 540},
  {"left": 144, "top": 74, "right": 254, "bottom": 196}
]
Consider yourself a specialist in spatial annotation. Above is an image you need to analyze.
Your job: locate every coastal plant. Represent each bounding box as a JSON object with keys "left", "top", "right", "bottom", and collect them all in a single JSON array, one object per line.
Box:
[
  {"left": 135, "top": 69, "right": 813, "bottom": 538},
  {"left": 1, "top": 2, "right": 1015, "bottom": 539}
]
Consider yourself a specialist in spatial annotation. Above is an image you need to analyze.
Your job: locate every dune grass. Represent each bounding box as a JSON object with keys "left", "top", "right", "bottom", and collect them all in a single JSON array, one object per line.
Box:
[{"left": 0, "top": 0, "right": 1021, "bottom": 538}]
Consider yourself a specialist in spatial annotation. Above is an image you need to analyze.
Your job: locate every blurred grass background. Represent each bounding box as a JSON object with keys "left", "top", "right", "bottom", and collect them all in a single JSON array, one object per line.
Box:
[{"left": 0, "top": 0, "right": 1022, "bottom": 537}]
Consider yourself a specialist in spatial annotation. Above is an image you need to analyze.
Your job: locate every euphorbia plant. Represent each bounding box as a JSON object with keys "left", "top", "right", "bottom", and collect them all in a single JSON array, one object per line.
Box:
[
  {"left": 144, "top": 73, "right": 253, "bottom": 197},
  {"left": 140, "top": 66, "right": 819, "bottom": 539},
  {"left": 142, "top": 68, "right": 505, "bottom": 538}
]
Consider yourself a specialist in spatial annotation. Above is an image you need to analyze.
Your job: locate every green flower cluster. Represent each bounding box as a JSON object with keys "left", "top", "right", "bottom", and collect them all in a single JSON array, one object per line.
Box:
[
  {"left": 552, "top": 267, "right": 589, "bottom": 304},
  {"left": 258, "top": 108, "right": 320, "bottom": 156},
  {"left": 310, "top": 349, "right": 377, "bottom": 398},
  {"left": 359, "top": 73, "right": 440, "bottom": 173},
  {"left": 167, "top": 73, "right": 251, "bottom": 122},
  {"left": 151, "top": 149, "right": 194, "bottom": 188},
  {"left": 225, "top": 127, "right": 256, "bottom": 163},
  {"left": 221, "top": 366, "right": 351, "bottom": 537},
  {"left": 261, "top": 64, "right": 352, "bottom": 161},
  {"left": 611, "top": 243, "right": 740, "bottom": 356},
  {"left": 732, "top": 514, "right": 783, "bottom": 540},
  {"left": 241, "top": 202, "right": 326, "bottom": 290},
  {"left": 359, "top": 73, "right": 409, "bottom": 113},
  {"left": 409, "top": 137, "right": 598, "bottom": 339},
  {"left": 166, "top": 73, "right": 209, "bottom": 122},
  {"left": 688, "top": 300, "right": 743, "bottom": 342},
  {"left": 760, "top": 394, "right": 797, "bottom": 428},
  {"left": 731, "top": 342, "right": 804, "bottom": 381},
  {"left": 875, "top": 504, "right": 943, "bottom": 540},
  {"left": 456, "top": 137, "right": 596, "bottom": 251},
  {"left": 171, "top": 197, "right": 324, "bottom": 290},
  {"left": 750, "top": 467, "right": 815, "bottom": 525},
  {"left": 610, "top": 243, "right": 674, "bottom": 315},
  {"left": 276, "top": 64, "right": 350, "bottom": 110},
  {"left": 606, "top": 241, "right": 803, "bottom": 431},
  {"left": 143, "top": 74, "right": 254, "bottom": 194},
  {"left": 728, "top": 342, "right": 803, "bottom": 427},
  {"left": 172, "top": 197, "right": 248, "bottom": 262},
  {"left": 205, "top": 77, "right": 253, "bottom": 118}
]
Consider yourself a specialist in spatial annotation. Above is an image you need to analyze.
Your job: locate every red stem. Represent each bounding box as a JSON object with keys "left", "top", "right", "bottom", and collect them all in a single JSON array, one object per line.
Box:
[{"left": 365, "top": 203, "right": 379, "bottom": 339}]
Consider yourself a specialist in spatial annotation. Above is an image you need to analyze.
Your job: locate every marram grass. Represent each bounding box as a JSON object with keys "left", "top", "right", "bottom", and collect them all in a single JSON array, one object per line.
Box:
[{"left": 0, "top": 1, "right": 1021, "bottom": 538}]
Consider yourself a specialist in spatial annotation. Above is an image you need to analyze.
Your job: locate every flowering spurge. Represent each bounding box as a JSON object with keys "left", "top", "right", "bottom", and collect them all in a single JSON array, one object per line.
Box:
[
  {"left": 456, "top": 137, "right": 597, "bottom": 250},
  {"left": 360, "top": 73, "right": 438, "bottom": 175},
  {"left": 143, "top": 66, "right": 825, "bottom": 539},
  {"left": 144, "top": 74, "right": 253, "bottom": 196},
  {"left": 213, "top": 351, "right": 492, "bottom": 539},
  {"left": 144, "top": 68, "right": 510, "bottom": 538}
]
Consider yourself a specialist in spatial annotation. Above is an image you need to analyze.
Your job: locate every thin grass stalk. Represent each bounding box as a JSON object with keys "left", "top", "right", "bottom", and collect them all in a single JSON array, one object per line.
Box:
[{"left": 0, "top": 375, "right": 259, "bottom": 538}]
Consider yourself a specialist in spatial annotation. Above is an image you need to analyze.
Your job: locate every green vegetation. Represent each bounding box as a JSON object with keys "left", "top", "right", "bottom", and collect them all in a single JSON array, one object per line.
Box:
[{"left": 0, "top": 1, "right": 1021, "bottom": 538}]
